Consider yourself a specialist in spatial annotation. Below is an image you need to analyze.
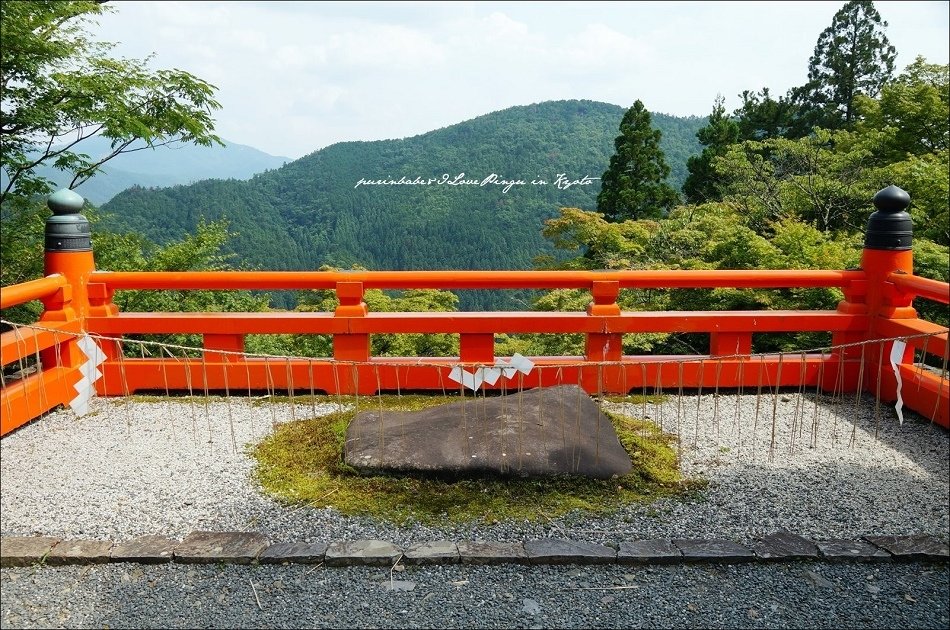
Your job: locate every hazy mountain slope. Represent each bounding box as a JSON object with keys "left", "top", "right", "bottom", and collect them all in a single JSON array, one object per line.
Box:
[
  {"left": 29, "top": 137, "right": 289, "bottom": 205},
  {"left": 102, "top": 100, "right": 704, "bottom": 308}
]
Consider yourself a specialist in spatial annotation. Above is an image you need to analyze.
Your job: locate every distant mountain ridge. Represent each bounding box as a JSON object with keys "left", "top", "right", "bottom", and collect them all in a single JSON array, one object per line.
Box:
[
  {"left": 31, "top": 137, "right": 290, "bottom": 205},
  {"left": 101, "top": 100, "right": 705, "bottom": 309}
]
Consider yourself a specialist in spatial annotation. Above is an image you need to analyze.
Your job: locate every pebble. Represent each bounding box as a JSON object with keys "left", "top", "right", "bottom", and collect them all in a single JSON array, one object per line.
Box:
[
  {"left": 1, "top": 562, "right": 946, "bottom": 629},
  {"left": 0, "top": 393, "right": 947, "bottom": 629},
  {"left": 1, "top": 394, "right": 946, "bottom": 548}
]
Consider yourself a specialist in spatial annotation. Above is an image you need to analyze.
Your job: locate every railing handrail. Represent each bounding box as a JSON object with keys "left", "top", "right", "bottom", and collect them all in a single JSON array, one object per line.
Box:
[
  {"left": 4, "top": 185, "right": 947, "bottom": 437},
  {"left": 88, "top": 269, "right": 866, "bottom": 291},
  {"left": 889, "top": 272, "right": 950, "bottom": 304},
  {"left": 0, "top": 274, "right": 65, "bottom": 310}
]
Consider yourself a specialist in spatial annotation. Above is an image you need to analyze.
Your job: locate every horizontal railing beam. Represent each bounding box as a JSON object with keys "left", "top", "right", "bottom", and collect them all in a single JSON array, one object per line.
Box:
[
  {"left": 874, "top": 318, "right": 949, "bottom": 360},
  {"left": 97, "top": 354, "right": 844, "bottom": 398},
  {"left": 0, "top": 275, "right": 66, "bottom": 310},
  {"left": 897, "top": 364, "right": 949, "bottom": 429},
  {"left": 0, "top": 366, "right": 79, "bottom": 435},
  {"left": 889, "top": 272, "right": 950, "bottom": 304},
  {"left": 85, "top": 310, "right": 868, "bottom": 336},
  {"left": 1, "top": 320, "right": 83, "bottom": 366},
  {"left": 89, "top": 269, "right": 865, "bottom": 291}
]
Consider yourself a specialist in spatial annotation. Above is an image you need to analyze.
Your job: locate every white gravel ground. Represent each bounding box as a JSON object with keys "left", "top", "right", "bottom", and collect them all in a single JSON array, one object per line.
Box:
[{"left": 1, "top": 390, "right": 947, "bottom": 546}]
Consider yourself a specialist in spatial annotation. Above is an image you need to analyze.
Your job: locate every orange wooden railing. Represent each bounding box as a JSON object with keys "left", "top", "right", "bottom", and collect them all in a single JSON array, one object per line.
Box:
[{"left": 1, "top": 186, "right": 948, "bottom": 435}]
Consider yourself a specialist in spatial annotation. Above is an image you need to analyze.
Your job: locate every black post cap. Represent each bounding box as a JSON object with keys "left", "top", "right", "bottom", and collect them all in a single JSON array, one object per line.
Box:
[
  {"left": 44, "top": 189, "right": 91, "bottom": 252},
  {"left": 865, "top": 185, "right": 912, "bottom": 251}
]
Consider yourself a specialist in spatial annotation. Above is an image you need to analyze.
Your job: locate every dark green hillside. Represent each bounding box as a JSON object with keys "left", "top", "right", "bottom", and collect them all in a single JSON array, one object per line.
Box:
[{"left": 101, "top": 100, "right": 704, "bottom": 308}]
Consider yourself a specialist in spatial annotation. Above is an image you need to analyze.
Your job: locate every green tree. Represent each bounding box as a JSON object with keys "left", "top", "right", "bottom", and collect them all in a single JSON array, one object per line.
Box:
[
  {"left": 733, "top": 88, "right": 804, "bottom": 140},
  {"left": 714, "top": 126, "right": 903, "bottom": 234},
  {"left": 797, "top": 0, "right": 896, "bottom": 130},
  {"left": 1, "top": 1, "right": 222, "bottom": 204},
  {"left": 1, "top": 0, "right": 223, "bottom": 317},
  {"left": 683, "top": 95, "right": 741, "bottom": 203},
  {"left": 855, "top": 57, "right": 949, "bottom": 160},
  {"left": 597, "top": 100, "right": 680, "bottom": 221}
]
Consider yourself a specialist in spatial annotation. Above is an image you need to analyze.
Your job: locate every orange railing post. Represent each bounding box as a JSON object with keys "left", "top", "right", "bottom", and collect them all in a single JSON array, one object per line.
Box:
[
  {"left": 0, "top": 190, "right": 103, "bottom": 434},
  {"left": 38, "top": 189, "right": 98, "bottom": 375},
  {"left": 333, "top": 281, "right": 369, "bottom": 362},
  {"left": 585, "top": 280, "right": 622, "bottom": 362},
  {"left": 855, "top": 186, "right": 917, "bottom": 401}
]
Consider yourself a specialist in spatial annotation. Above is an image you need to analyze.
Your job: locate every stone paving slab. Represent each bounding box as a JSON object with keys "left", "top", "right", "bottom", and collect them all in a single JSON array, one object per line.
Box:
[
  {"left": 111, "top": 535, "right": 178, "bottom": 564},
  {"left": 325, "top": 540, "right": 403, "bottom": 567},
  {"left": 863, "top": 535, "right": 949, "bottom": 560},
  {"left": 457, "top": 541, "right": 529, "bottom": 565},
  {"left": 174, "top": 531, "right": 269, "bottom": 565},
  {"left": 257, "top": 542, "right": 328, "bottom": 564},
  {"left": 405, "top": 541, "right": 460, "bottom": 565},
  {"left": 672, "top": 539, "right": 756, "bottom": 562},
  {"left": 753, "top": 532, "right": 820, "bottom": 561},
  {"left": 617, "top": 539, "right": 682, "bottom": 564},
  {"left": 816, "top": 539, "right": 891, "bottom": 561},
  {"left": 46, "top": 540, "right": 113, "bottom": 566},
  {"left": 2, "top": 534, "right": 947, "bottom": 568},
  {"left": 525, "top": 539, "right": 616, "bottom": 565},
  {"left": 0, "top": 536, "right": 61, "bottom": 568}
]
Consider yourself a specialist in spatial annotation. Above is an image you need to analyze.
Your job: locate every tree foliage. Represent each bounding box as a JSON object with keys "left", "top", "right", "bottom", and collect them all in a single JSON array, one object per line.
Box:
[
  {"left": 854, "top": 56, "right": 949, "bottom": 160},
  {"left": 0, "top": 0, "right": 221, "bottom": 205},
  {"left": 533, "top": 50, "right": 950, "bottom": 354},
  {"left": 683, "top": 95, "right": 741, "bottom": 203},
  {"left": 0, "top": 0, "right": 222, "bottom": 288},
  {"left": 733, "top": 88, "right": 804, "bottom": 141},
  {"left": 597, "top": 100, "right": 681, "bottom": 221},
  {"left": 796, "top": 0, "right": 896, "bottom": 130}
]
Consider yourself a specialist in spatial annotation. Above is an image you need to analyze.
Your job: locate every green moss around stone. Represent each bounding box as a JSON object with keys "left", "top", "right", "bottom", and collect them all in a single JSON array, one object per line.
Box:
[
  {"left": 250, "top": 394, "right": 697, "bottom": 525},
  {"left": 603, "top": 393, "right": 669, "bottom": 405}
]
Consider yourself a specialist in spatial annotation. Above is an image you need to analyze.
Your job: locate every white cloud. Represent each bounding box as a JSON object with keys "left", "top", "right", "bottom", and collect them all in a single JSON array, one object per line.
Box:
[
  {"left": 91, "top": 1, "right": 949, "bottom": 159},
  {"left": 322, "top": 25, "right": 445, "bottom": 70},
  {"left": 560, "top": 23, "right": 653, "bottom": 75}
]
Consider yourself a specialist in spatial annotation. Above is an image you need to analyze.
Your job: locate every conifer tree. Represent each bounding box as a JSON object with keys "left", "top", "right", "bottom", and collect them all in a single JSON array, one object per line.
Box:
[
  {"left": 798, "top": 0, "right": 896, "bottom": 129},
  {"left": 683, "top": 95, "right": 741, "bottom": 203},
  {"left": 597, "top": 100, "right": 679, "bottom": 221}
]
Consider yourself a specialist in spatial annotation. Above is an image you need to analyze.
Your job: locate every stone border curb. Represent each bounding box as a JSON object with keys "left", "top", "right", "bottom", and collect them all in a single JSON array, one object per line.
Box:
[{"left": 2, "top": 532, "right": 947, "bottom": 569}]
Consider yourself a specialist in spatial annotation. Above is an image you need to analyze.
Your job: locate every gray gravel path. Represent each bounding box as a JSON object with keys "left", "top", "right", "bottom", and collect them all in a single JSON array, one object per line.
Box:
[
  {"left": 2, "top": 561, "right": 948, "bottom": 629},
  {"left": 1, "top": 391, "right": 948, "bottom": 628},
  {"left": 2, "top": 393, "right": 947, "bottom": 546}
]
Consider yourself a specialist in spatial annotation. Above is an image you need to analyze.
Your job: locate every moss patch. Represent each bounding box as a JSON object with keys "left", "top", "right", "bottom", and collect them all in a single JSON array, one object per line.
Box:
[
  {"left": 250, "top": 394, "right": 698, "bottom": 525},
  {"left": 603, "top": 393, "right": 670, "bottom": 405}
]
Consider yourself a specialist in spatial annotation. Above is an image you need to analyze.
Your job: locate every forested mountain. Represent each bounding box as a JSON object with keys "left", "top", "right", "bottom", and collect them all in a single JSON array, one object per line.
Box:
[
  {"left": 100, "top": 101, "right": 704, "bottom": 307},
  {"left": 27, "top": 137, "right": 290, "bottom": 205}
]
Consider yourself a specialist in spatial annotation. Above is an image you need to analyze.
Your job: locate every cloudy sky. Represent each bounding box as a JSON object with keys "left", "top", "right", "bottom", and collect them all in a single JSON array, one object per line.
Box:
[{"left": 92, "top": 1, "right": 949, "bottom": 159}]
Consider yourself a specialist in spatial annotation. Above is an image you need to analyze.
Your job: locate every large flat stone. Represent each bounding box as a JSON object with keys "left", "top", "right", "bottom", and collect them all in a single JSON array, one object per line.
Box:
[
  {"left": 46, "top": 540, "right": 113, "bottom": 566},
  {"left": 345, "top": 385, "right": 633, "bottom": 478},
  {"left": 257, "top": 542, "right": 328, "bottom": 564},
  {"left": 672, "top": 539, "right": 755, "bottom": 562},
  {"left": 524, "top": 539, "right": 616, "bottom": 565},
  {"left": 325, "top": 540, "right": 403, "bottom": 566},
  {"left": 174, "top": 531, "right": 269, "bottom": 564},
  {"left": 0, "top": 536, "right": 61, "bottom": 567},
  {"left": 816, "top": 539, "right": 891, "bottom": 561},
  {"left": 753, "top": 532, "right": 819, "bottom": 561},
  {"left": 457, "top": 541, "right": 529, "bottom": 565},
  {"left": 405, "top": 541, "right": 459, "bottom": 565},
  {"left": 111, "top": 535, "right": 178, "bottom": 564},
  {"left": 618, "top": 539, "right": 682, "bottom": 564},
  {"left": 864, "top": 535, "right": 949, "bottom": 561}
]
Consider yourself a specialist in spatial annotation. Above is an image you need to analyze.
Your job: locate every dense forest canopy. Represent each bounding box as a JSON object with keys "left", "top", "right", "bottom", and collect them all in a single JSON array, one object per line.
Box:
[{"left": 99, "top": 100, "right": 705, "bottom": 309}]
